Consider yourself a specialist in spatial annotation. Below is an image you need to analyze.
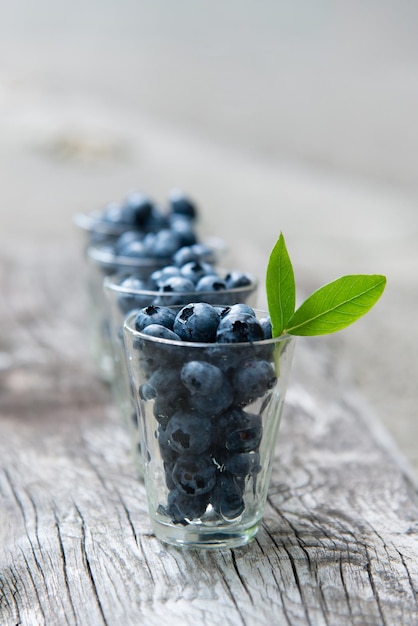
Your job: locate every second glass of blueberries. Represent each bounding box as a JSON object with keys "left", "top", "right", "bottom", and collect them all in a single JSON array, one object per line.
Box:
[{"left": 123, "top": 303, "right": 295, "bottom": 549}]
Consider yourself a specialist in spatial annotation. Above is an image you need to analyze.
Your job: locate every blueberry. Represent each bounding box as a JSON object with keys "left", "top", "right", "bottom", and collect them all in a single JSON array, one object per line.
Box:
[
  {"left": 215, "top": 407, "right": 262, "bottom": 452},
  {"left": 189, "top": 382, "right": 234, "bottom": 417},
  {"left": 153, "top": 391, "right": 188, "bottom": 427},
  {"left": 173, "top": 245, "right": 202, "bottom": 267},
  {"left": 233, "top": 359, "right": 277, "bottom": 406},
  {"left": 141, "top": 324, "right": 181, "bottom": 341},
  {"left": 172, "top": 455, "right": 217, "bottom": 496},
  {"left": 212, "top": 472, "right": 245, "bottom": 520},
  {"left": 173, "top": 303, "right": 220, "bottom": 342},
  {"left": 216, "top": 313, "right": 264, "bottom": 343},
  {"left": 179, "top": 361, "right": 233, "bottom": 415},
  {"left": 150, "top": 266, "right": 182, "bottom": 288},
  {"left": 137, "top": 327, "right": 191, "bottom": 368},
  {"left": 114, "top": 231, "right": 144, "bottom": 255},
  {"left": 118, "top": 239, "right": 148, "bottom": 258},
  {"left": 225, "top": 271, "right": 252, "bottom": 289},
  {"left": 225, "top": 452, "right": 261, "bottom": 477},
  {"left": 190, "top": 243, "right": 215, "bottom": 261},
  {"left": 223, "top": 303, "right": 255, "bottom": 318},
  {"left": 168, "top": 189, "right": 198, "bottom": 220},
  {"left": 169, "top": 214, "right": 198, "bottom": 247},
  {"left": 146, "top": 367, "right": 183, "bottom": 395},
  {"left": 165, "top": 410, "right": 213, "bottom": 454},
  {"left": 155, "top": 276, "right": 195, "bottom": 306},
  {"left": 259, "top": 316, "right": 273, "bottom": 340},
  {"left": 180, "top": 361, "right": 224, "bottom": 395},
  {"left": 135, "top": 305, "right": 176, "bottom": 331},
  {"left": 180, "top": 261, "right": 216, "bottom": 285},
  {"left": 144, "top": 229, "right": 182, "bottom": 258},
  {"left": 139, "top": 382, "right": 157, "bottom": 401},
  {"left": 120, "top": 191, "right": 153, "bottom": 227},
  {"left": 143, "top": 205, "right": 170, "bottom": 233},
  {"left": 196, "top": 274, "right": 227, "bottom": 304},
  {"left": 167, "top": 488, "right": 210, "bottom": 523}
]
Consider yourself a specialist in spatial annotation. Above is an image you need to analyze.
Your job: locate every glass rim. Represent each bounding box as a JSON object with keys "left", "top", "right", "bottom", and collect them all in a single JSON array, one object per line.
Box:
[
  {"left": 103, "top": 270, "right": 258, "bottom": 298},
  {"left": 87, "top": 244, "right": 168, "bottom": 268},
  {"left": 123, "top": 308, "right": 293, "bottom": 349},
  {"left": 73, "top": 211, "right": 129, "bottom": 236},
  {"left": 86, "top": 235, "right": 227, "bottom": 269}
]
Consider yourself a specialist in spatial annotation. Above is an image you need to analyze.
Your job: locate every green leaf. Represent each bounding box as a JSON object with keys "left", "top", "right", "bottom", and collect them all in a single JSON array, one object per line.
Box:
[
  {"left": 284, "top": 274, "right": 387, "bottom": 336},
  {"left": 266, "top": 233, "right": 296, "bottom": 337}
]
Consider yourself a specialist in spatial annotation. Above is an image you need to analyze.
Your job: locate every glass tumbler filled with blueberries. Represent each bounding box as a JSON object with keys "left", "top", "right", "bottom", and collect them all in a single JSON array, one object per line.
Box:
[{"left": 123, "top": 303, "right": 295, "bottom": 549}]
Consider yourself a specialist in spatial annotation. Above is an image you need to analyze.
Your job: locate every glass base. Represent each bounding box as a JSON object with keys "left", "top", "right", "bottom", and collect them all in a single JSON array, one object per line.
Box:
[{"left": 152, "top": 519, "right": 260, "bottom": 550}]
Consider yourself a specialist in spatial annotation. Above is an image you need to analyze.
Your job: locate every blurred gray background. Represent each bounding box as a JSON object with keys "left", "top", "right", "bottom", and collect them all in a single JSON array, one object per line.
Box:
[{"left": 1, "top": 1, "right": 417, "bottom": 469}]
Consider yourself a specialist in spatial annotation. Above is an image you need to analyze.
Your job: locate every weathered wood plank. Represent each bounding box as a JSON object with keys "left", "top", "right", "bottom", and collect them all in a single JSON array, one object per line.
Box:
[{"left": 1, "top": 242, "right": 418, "bottom": 626}]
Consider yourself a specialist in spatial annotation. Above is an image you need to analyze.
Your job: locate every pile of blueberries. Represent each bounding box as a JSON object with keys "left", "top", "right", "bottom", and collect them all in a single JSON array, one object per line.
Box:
[
  {"left": 88, "top": 189, "right": 204, "bottom": 261},
  {"left": 132, "top": 302, "right": 278, "bottom": 524},
  {"left": 116, "top": 249, "right": 255, "bottom": 312}
]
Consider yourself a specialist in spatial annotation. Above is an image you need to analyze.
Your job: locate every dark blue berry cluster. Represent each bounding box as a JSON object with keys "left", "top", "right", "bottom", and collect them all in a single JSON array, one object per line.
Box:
[
  {"left": 85, "top": 189, "right": 202, "bottom": 256},
  {"left": 116, "top": 251, "right": 255, "bottom": 313},
  {"left": 133, "top": 303, "right": 277, "bottom": 524}
]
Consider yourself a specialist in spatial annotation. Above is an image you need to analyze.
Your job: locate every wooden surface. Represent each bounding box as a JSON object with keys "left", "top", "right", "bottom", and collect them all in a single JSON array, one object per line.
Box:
[{"left": 1, "top": 242, "right": 418, "bottom": 626}]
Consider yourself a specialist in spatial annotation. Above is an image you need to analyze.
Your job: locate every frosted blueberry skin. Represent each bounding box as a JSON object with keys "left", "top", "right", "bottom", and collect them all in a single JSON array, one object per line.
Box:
[
  {"left": 232, "top": 359, "right": 277, "bottom": 406},
  {"left": 134, "top": 305, "right": 177, "bottom": 332},
  {"left": 212, "top": 472, "right": 245, "bottom": 520},
  {"left": 140, "top": 325, "right": 181, "bottom": 341},
  {"left": 172, "top": 455, "right": 217, "bottom": 497},
  {"left": 167, "top": 489, "right": 211, "bottom": 524},
  {"left": 180, "top": 361, "right": 225, "bottom": 395},
  {"left": 180, "top": 261, "right": 216, "bottom": 284},
  {"left": 165, "top": 410, "right": 213, "bottom": 455},
  {"left": 173, "top": 303, "right": 221, "bottom": 343},
  {"left": 216, "top": 312, "right": 265, "bottom": 343},
  {"left": 168, "top": 189, "right": 198, "bottom": 220}
]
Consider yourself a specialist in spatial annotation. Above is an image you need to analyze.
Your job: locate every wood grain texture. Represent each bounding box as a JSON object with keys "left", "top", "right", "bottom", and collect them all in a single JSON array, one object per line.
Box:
[{"left": 1, "top": 242, "right": 418, "bottom": 626}]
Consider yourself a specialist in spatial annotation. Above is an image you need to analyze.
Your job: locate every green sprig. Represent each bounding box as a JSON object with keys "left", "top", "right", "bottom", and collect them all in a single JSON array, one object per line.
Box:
[{"left": 266, "top": 233, "right": 387, "bottom": 337}]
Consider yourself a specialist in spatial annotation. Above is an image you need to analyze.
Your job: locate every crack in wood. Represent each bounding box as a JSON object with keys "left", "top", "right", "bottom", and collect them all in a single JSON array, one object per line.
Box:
[
  {"left": 338, "top": 556, "right": 354, "bottom": 623},
  {"left": 255, "top": 533, "right": 293, "bottom": 626},
  {"left": 53, "top": 509, "right": 78, "bottom": 625},
  {"left": 19, "top": 550, "right": 47, "bottom": 625},
  {"left": 365, "top": 546, "right": 388, "bottom": 626},
  {"left": 280, "top": 540, "right": 314, "bottom": 626},
  {"left": 230, "top": 550, "right": 254, "bottom": 605},
  {"left": 396, "top": 549, "right": 418, "bottom": 609},
  {"left": 218, "top": 555, "right": 248, "bottom": 626},
  {"left": 138, "top": 537, "right": 156, "bottom": 587},
  {"left": 74, "top": 503, "right": 108, "bottom": 626},
  {"left": 116, "top": 490, "right": 138, "bottom": 545}
]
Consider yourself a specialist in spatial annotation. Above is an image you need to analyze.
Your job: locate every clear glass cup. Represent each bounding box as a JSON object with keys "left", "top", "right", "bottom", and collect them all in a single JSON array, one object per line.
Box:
[
  {"left": 103, "top": 273, "right": 259, "bottom": 470},
  {"left": 86, "top": 239, "right": 225, "bottom": 382},
  {"left": 123, "top": 309, "right": 295, "bottom": 549}
]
